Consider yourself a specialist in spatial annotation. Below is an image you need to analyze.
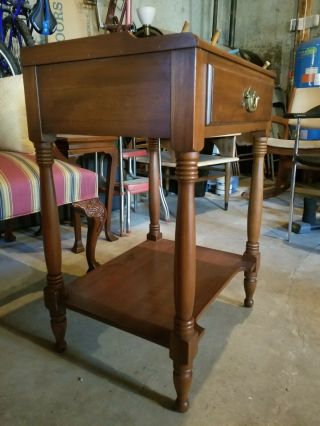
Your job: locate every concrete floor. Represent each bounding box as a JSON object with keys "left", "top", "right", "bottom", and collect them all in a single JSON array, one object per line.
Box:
[{"left": 0, "top": 186, "right": 319, "bottom": 425}]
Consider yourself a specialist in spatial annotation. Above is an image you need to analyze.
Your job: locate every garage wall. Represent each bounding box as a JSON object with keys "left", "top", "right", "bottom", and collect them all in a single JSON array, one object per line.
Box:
[
  {"left": 132, "top": 0, "right": 213, "bottom": 40},
  {"left": 229, "top": 0, "right": 320, "bottom": 89},
  {"left": 45, "top": 1, "right": 320, "bottom": 91},
  {"left": 133, "top": 0, "right": 320, "bottom": 90}
]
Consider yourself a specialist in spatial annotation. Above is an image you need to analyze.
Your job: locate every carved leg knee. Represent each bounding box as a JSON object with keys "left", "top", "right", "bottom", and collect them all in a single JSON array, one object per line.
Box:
[{"left": 72, "top": 199, "right": 107, "bottom": 272}]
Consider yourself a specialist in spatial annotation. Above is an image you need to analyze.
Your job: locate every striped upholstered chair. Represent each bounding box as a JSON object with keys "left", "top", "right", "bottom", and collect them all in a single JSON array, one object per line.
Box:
[{"left": 0, "top": 75, "right": 106, "bottom": 271}]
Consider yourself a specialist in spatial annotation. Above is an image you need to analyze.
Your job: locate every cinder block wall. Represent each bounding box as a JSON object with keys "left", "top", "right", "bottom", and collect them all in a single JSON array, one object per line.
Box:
[
  {"left": 133, "top": 0, "right": 320, "bottom": 90},
  {"left": 132, "top": 0, "right": 213, "bottom": 40},
  {"left": 234, "top": 0, "right": 320, "bottom": 89}
]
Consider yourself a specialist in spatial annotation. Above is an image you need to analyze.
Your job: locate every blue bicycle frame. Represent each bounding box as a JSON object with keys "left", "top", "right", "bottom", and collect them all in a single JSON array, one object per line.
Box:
[{"left": 0, "top": 0, "right": 29, "bottom": 51}]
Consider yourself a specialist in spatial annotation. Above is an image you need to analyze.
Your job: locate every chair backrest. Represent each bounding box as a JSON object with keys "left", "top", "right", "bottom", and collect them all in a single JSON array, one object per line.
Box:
[{"left": 289, "top": 87, "right": 320, "bottom": 129}]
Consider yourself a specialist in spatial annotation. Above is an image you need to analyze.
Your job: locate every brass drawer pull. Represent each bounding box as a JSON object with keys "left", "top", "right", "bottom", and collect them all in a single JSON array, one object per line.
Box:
[{"left": 243, "top": 88, "right": 260, "bottom": 112}]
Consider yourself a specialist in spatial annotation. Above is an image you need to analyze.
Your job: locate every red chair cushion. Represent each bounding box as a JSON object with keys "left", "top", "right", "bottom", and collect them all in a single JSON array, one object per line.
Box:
[
  {"left": 122, "top": 149, "right": 148, "bottom": 159},
  {"left": 0, "top": 152, "right": 98, "bottom": 221}
]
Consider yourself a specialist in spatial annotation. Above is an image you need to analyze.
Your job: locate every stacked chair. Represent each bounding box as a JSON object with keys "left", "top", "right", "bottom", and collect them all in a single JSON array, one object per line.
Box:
[
  {"left": 265, "top": 87, "right": 320, "bottom": 240},
  {"left": 117, "top": 137, "right": 170, "bottom": 235}
]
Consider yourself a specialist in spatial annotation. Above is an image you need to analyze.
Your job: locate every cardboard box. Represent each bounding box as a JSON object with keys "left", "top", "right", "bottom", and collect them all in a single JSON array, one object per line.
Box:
[{"left": 48, "top": 0, "right": 107, "bottom": 42}]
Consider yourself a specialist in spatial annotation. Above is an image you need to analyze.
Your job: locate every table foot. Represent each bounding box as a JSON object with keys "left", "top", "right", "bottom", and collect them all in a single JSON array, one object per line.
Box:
[
  {"left": 51, "top": 321, "right": 67, "bottom": 353},
  {"left": 244, "top": 271, "right": 257, "bottom": 308},
  {"left": 54, "top": 337, "right": 67, "bottom": 353},
  {"left": 174, "top": 398, "right": 189, "bottom": 413},
  {"left": 173, "top": 364, "right": 192, "bottom": 412},
  {"left": 44, "top": 282, "right": 67, "bottom": 353}
]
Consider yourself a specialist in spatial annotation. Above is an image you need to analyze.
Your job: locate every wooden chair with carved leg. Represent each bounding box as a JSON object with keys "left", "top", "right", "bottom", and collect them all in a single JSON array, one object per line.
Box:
[
  {"left": 0, "top": 147, "right": 107, "bottom": 271},
  {"left": 0, "top": 75, "right": 106, "bottom": 272},
  {"left": 55, "top": 134, "right": 118, "bottom": 242}
]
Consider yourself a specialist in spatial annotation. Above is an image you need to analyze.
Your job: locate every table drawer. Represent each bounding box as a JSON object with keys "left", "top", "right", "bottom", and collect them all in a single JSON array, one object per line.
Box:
[{"left": 206, "top": 56, "right": 274, "bottom": 127}]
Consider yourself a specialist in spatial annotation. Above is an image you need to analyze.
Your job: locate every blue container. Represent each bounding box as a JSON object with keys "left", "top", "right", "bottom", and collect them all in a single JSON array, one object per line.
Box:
[
  {"left": 294, "top": 38, "right": 320, "bottom": 139},
  {"left": 231, "top": 175, "right": 239, "bottom": 193},
  {"left": 289, "top": 126, "right": 320, "bottom": 140},
  {"left": 298, "top": 128, "right": 320, "bottom": 140},
  {"left": 294, "top": 37, "right": 320, "bottom": 88}
]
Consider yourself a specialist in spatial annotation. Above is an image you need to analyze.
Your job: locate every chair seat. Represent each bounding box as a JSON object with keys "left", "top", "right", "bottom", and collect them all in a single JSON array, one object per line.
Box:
[
  {"left": 0, "top": 152, "right": 98, "bottom": 221},
  {"left": 123, "top": 177, "right": 149, "bottom": 194},
  {"left": 265, "top": 137, "right": 320, "bottom": 149},
  {"left": 137, "top": 152, "right": 239, "bottom": 168},
  {"left": 123, "top": 149, "right": 148, "bottom": 159}
]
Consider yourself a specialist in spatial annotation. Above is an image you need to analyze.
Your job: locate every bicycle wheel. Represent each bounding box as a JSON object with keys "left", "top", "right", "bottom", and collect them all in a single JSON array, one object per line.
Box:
[
  {"left": 3, "top": 16, "right": 35, "bottom": 66},
  {"left": 0, "top": 41, "right": 20, "bottom": 77}
]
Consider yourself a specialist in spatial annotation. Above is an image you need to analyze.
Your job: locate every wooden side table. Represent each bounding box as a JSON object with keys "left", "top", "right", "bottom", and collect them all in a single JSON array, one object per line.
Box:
[{"left": 22, "top": 32, "right": 275, "bottom": 412}]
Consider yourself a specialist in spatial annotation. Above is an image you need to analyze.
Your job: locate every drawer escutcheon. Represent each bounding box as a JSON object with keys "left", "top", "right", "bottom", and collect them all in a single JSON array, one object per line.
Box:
[{"left": 243, "top": 88, "right": 260, "bottom": 113}]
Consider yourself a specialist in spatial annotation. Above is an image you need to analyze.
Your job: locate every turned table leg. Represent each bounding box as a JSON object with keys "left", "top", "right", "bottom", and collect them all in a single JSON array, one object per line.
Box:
[
  {"left": 244, "top": 138, "right": 267, "bottom": 307},
  {"left": 147, "top": 138, "right": 162, "bottom": 241},
  {"left": 103, "top": 151, "right": 118, "bottom": 242},
  {"left": 36, "top": 143, "right": 67, "bottom": 352},
  {"left": 224, "top": 162, "right": 232, "bottom": 211},
  {"left": 170, "top": 152, "right": 199, "bottom": 412}
]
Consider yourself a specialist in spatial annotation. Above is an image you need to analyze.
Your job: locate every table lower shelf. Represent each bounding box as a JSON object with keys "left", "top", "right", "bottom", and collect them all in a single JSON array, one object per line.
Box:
[{"left": 64, "top": 239, "right": 254, "bottom": 348}]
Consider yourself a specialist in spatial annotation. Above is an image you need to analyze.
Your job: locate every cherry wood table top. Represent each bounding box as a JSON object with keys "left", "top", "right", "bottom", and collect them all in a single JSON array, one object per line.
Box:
[{"left": 21, "top": 31, "right": 274, "bottom": 146}]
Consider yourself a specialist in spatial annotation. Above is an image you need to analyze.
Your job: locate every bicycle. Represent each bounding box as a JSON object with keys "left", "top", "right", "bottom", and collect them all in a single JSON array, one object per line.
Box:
[
  {"left": 0, "top": 0, "right": 57, "bottom": 69},
  {"left": 0, "top": 0, "right": 34, "bottom": 68},
  {"left": 84, "top": 0, "right": 162, "bottom": 37},
  {"left": 83, "top": 0, "right": 133, "bottom": 32},
  {"left": 0, "top": 39, "right": 20, "bottom": 76}
]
